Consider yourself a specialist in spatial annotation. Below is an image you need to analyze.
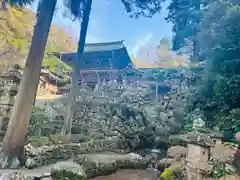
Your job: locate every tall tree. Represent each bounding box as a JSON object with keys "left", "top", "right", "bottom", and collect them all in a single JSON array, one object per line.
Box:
[
  {"left": 156, "top": 38, "right": 171, "bottom": 59},
  {"left": 166, "top": 0, "right": 208, "bottom": 60},
  {"left": 186, "top": 0, "right": 240, "bottom": 139},
  {"left": 155, "top": 38, "right": 173, "bottom": 67},
  {"left": 64, "top": 0, "right": 165, "bottom": 135},
  {"left": 0, "top": 0, "right": 57, "bottom": 168},
  {"left": 61, "top": 0, "right": 92, "bottom": 134}
]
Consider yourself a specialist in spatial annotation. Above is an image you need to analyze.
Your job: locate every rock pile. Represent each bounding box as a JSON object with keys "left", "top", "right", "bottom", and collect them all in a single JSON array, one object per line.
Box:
[
  {"left": 45, "top": 74, "right": 187, "bottom": 152},
  {"left": 0, "top": 152, "right": 150, "bottom": 180},
  {"left": 25, "top": 138, "right": 125, "bottom": 168}
]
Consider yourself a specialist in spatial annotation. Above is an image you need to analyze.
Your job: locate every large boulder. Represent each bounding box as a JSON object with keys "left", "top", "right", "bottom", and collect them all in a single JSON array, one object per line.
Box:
[
  {"left": 51, "top": 161, "right": 87, "bottom": 180},
  {"left": 74, "top": 153, "right": 150, "bottom": 178},
  {"left": 117, "top": 153, "right": 151, "bottom": 169},
  {"left": 75, "top": 154, "right": 117, "bottom": 178}
]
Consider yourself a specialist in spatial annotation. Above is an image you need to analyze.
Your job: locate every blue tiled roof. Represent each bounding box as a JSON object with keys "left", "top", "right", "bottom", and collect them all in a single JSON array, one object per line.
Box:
[
  {"left": 50, "top": 41, "right": 132, "bottom": 70},
  {"left": 51, "top": 40, "right": 125, "bottom": 58},
  {"left": 84, "top": 40, "right": 124, "bottom": 53}
]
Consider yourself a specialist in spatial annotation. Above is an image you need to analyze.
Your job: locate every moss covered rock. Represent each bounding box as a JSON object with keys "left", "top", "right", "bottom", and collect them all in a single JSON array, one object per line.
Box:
[
  {"left": 25, "top": 144, "right": 73, "bottom": 168},
  {"left": 25, "top": 138, "right": 124, "bottom": 168},
  {"left": 27, "top": 136, "right": 52, "bottom": 147},
  {"left": 74, "top": 153, "right": 150, "bottom": 178},
  {"left": 116, "top": 153, "right": 150, "bottom": 169},
  {"left": 75, "top": 155, "right": 117, "bottom": 178},
  {"left": 51, "top": 161, "right": 87, "bottom": 180}
]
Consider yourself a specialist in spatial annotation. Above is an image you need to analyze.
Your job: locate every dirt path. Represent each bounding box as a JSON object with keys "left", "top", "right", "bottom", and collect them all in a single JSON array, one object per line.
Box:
[
  {"left": 0, "top": 160, "right": 76, "bottom": 177},
  {"left": 90, "top": 169, "right": 159, "bottom": 180}
]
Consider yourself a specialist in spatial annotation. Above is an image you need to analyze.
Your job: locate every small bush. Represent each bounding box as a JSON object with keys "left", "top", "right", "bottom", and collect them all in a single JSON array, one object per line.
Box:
[{"left": 160, "top": 168, "right": 174, "bottom": 180}]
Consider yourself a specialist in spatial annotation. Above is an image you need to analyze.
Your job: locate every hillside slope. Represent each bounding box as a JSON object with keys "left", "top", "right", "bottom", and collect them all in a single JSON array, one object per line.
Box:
[{"left": 0, "top": 7, "right": 77, "bottom": 75}]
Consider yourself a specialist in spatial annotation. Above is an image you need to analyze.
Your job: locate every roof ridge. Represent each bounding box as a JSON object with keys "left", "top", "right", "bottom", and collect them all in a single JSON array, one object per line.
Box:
[{"left": 85, "top": 40, "right": 124, "bottom": 46}]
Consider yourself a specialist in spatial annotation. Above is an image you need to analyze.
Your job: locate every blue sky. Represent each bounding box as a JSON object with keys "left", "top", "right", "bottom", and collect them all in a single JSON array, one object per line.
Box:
[{"left": 30, "top": 0, "right": 173, "bottom": 59}]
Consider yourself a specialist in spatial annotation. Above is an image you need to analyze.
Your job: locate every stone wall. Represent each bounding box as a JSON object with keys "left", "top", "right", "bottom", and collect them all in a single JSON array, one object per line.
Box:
[{"left": 25, "top": 137, "right": 125, "bottom": 168}]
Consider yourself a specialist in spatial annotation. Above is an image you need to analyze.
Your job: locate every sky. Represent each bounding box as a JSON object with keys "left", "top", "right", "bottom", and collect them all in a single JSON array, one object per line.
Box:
[{"left": 30, "top": 0, "right": 173, "bottom": 59}]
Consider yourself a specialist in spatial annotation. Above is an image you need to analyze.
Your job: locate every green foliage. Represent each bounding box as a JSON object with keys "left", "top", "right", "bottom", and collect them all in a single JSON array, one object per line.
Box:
[
  {"left": 208, "top": 158, "right": 235, "bottom": 179},
  {"left": 213, "top": 109, "right": 240, "bottom": 141},
  {"left": 155, "top": 37, "right": 188, "bottom": 68},
  {"left": 28, "top": 107, "right": 56, "bottom": 137},
  {"left": 42, "top": 54, "right": 71, "bottom": 79},
  {"left": 160, "top": 168, "right": 174, "bottom": 180},
  {"left": 2, "top": 0, "right": 35, "bottom": 8},
  {"left": 166, "top": 0, "right": 199, "bottom": 50},
  {"left": 114, "top": 0, "right": 163, "bottom": 18},
  {"left": 0, "top": 8, "right": 31, "bottom": 52},
  {"left": 0, "top": 6, "right": 75, "bottom": 76},
  {"left": 65, "top": 0, "right": 164, "bottom": 20},
  {"left": 6, "top": 36, "right": 28, "bottom": 52},
  {"left": 181, "top": 0, "right": 240, "bottom": 139},
  {"left": 156, "top": 38, "right": 172, "bottom": 66},
  {"left": 200, "top": 0, "right": 240, "bottom": 124},
  {"left": 42, "top": 37, "right": 72, "bottom": 78}
]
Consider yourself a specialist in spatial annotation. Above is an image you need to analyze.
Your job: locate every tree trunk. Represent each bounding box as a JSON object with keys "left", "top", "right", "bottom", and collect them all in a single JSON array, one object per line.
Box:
[
  {"left": 65, "top": 0, "right": 92, "bottom": 135},
  {"left": 0, "top": 0, "right": 57, "bottom": 168}
]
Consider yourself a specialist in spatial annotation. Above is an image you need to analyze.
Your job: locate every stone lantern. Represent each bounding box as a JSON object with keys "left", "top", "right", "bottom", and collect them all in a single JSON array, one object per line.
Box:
[
  {"left": 182, "top": 131, "right": 214, "bottom": 180},
  {"left": 0, "top": 65, "right": 22, "bottom": 133},
  {"left": 198, "top": 127, "right": 224, "bottom": 146}
]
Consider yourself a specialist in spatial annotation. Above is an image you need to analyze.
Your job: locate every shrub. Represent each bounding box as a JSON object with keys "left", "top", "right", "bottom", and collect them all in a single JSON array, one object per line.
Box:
[{"left": 160, "top": 168, "right": 174, "bottom": 180}]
